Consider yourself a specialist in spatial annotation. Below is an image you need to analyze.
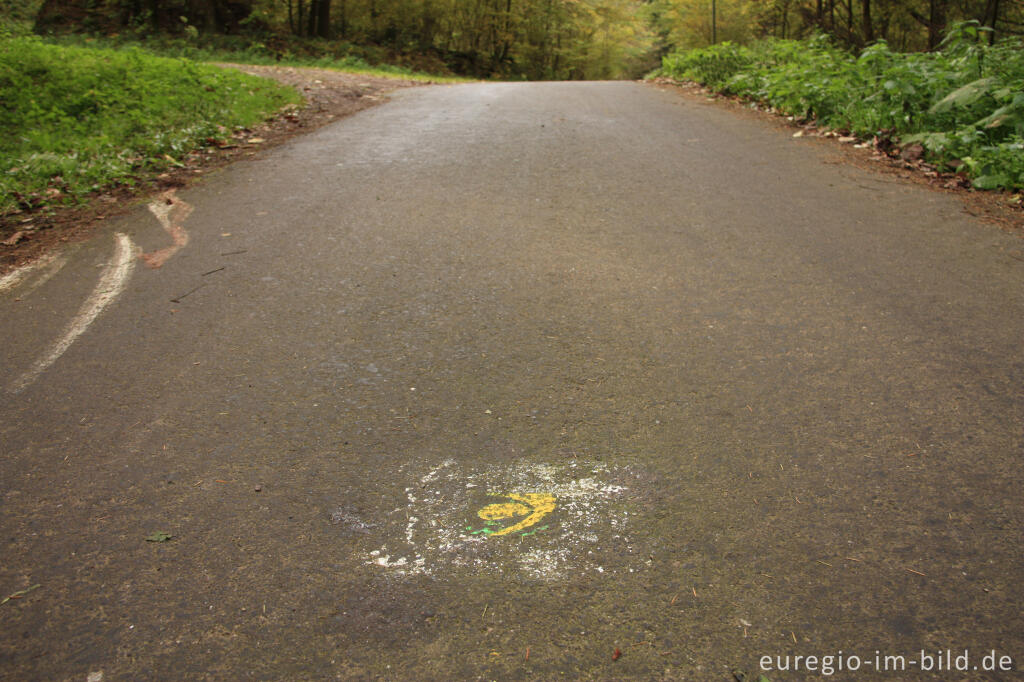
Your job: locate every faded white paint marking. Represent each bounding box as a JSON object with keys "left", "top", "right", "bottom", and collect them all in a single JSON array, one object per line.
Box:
[
  {"left": 366, "top": 460, "right": 637, "bottom": 581},
  {"left": 0, "top": 263, "right": 32, "bottom": 293},
  {"left": 9, "top": 233, "right": 137, "bottom": 393},
  {"left": 141, "top": 189, "right": 192, "bottom": 268},
  {"left": 0, "top": 253, "right": 67, "bottom": 296},
  {"left": 19, "top": 253, "right": 68, "bottom": 297}
]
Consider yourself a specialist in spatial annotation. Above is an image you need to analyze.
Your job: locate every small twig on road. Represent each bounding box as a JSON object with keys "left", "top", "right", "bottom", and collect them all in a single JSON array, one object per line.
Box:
[
  {"left": 904, "top": 567, "right": 927, "bottom": 577},
  {"left": 170, "top": 283, "right": 207, "bottom": 303},
  {"left": 1, "top": 584, "right": 40, "bottom": 606},
  {"left": 201, "top": 266, "right": 226, "bottom": 277}
]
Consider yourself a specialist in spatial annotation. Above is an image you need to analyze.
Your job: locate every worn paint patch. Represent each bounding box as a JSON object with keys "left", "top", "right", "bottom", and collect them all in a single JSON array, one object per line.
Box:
[
  {"left": 141, "top": 189, "right": 192, "bottom": 269},
  {"left": 0, "top": 253, "right": 67, "bottom": 296},
  {"left": 365, "top": 460, "right": 636, "bottom": 581}
]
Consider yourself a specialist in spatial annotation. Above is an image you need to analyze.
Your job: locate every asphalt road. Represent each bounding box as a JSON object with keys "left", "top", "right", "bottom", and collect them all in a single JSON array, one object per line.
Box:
[{"left": 2, "top": 81, "right": 1023, "bottom": 680}]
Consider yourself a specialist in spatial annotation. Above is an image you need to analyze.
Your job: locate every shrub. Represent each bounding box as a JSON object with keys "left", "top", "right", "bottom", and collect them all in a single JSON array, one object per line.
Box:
[{"left": 659, "top": 24, "right": 1024, "bottom": 190}]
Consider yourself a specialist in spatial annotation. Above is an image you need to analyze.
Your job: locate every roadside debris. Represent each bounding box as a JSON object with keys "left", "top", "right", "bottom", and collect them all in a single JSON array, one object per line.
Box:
[{"left": 0, "top": 584, "right": 40, "bottom": 606}]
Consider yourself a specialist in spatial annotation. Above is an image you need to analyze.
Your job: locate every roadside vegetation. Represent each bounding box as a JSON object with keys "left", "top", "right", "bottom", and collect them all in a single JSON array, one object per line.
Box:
[
  {"left": 27, "top": 0, "right": 657, "bottom": 81},
  {"left": 0, "top": 36, "right": 301, "bottom": 217},
  {"left": 1, "top": 0, "right": 1022, "bottom": 225},
  {"left": 658, "top": 24, "right": 1024, "bottom": 190},
  {"left": 42, "top": 33, "right": 470, "bottom": 83}
]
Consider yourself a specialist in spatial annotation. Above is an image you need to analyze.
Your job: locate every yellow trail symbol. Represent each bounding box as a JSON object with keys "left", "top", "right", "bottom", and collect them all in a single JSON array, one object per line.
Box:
[{"left": 477, "top": 493, "right": 556, "bottom": 537}]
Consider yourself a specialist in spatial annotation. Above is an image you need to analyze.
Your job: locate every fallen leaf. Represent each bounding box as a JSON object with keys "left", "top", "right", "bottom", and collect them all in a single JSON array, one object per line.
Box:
[
  {"left": 900, "top": 143, "right": 925, "bottom": 162},
  {"left": 145, "top": 531, "right": 173, "bottom": 543},
  {"left": 2, "top": 231, "right": 26, "bottom": 246}
]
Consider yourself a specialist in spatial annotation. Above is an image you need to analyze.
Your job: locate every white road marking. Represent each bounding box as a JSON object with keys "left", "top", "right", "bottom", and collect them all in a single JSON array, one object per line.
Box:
[
  {"left": 366, "top": 460, "right": 635, "bottom": 581},
  {"left": 0, "top": 253, "right": 67, "bottom": 296},
  {"left": 8, "top": 233, "right": 137, "bottom": 393}
]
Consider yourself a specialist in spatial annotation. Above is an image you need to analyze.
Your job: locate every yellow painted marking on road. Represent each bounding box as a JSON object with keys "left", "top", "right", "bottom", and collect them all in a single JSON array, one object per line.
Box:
[{"left": 478, "top": 493, "right": 556, "bottom": 537}]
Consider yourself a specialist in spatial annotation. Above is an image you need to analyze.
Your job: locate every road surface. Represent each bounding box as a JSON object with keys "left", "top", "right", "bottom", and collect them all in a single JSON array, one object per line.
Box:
[{"left": 2, "top": 81, "right": 1023, "bottom": 679}]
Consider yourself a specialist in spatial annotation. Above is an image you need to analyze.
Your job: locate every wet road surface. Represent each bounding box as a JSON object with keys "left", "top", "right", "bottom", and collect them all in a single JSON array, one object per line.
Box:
[{"left": 2, "top": 81, "right": 1023, "bottom": 679}]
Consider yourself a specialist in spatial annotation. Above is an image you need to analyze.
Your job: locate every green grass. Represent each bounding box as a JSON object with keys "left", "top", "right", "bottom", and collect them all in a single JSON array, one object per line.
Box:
[
  {"left": 657, "top": 23, "right": 1024, "bottom": 191},
  {"left": 46, "top": 33, "right": 471, "bottom": 84},
  {"left": 1, "top": 36, "right": 303, "bottom": 216}
]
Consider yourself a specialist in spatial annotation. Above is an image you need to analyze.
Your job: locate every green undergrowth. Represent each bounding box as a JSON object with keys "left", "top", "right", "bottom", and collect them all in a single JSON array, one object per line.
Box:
[
  {"left": 0, "top": 36, "right": 302, "bottom": 216},
  {"left": 46, "top": 33, "right": 469, "bottom": 84},
  {"left": 658, "top": 23, "right": 1024, "bottom": 191}
]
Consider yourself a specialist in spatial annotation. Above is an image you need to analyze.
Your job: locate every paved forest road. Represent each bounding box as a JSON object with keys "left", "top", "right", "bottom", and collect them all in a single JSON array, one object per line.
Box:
[{"left": 2, "top": 81, "right": 1023, "bottom": 680}]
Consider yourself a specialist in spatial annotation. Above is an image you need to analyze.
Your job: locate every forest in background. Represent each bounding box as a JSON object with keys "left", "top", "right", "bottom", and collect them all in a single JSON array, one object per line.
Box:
[{"left": 3, "top": 0, "right": 1020, "bottom": 80}]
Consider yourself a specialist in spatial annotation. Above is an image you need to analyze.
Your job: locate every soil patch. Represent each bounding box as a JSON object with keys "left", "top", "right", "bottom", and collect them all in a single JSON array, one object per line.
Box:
[{"left": 0, "top": 64, "right": 427, "bottom": 274}]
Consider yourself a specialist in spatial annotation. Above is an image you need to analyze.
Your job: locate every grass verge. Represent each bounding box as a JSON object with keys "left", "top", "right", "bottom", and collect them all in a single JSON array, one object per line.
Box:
[
  {"left": 1, "top": 36, "right": 302, "bottom": 217},
  {"left": 45, "top": 32, "right": 471, "bottom": 84},
  {"left": 656, "top": 23, "right": 1024, "bottom": 191}
]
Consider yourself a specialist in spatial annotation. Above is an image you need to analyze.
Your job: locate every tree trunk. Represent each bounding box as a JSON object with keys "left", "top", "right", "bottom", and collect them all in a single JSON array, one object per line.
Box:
[
  {"left": 862, "top": 0, "right": 873, "bottom": 43},
  {"left": 919, "top": 0, "right": 947, "bottom": 49},
  {"left": 306, "top": 0, "right": 330, "bottom": 37},
  {"left": 846, "top": 0, "right": 855, "bottom": 45},
  {"left": 316, "top": 0, "right": 331, "bottom": 38},
  {"left": 984, "top": 0, "right": 1001, "bottom": 43},
  {"left": 711, "top": 0, "right": 716, "bottom": 44}
]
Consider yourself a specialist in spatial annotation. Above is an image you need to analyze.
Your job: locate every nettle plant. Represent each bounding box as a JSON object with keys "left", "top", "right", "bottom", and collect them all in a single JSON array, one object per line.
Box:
[
  {"left": 907, "top": 25, "right": 1024, "bottom": 189},
  {"left": 659, "top": 23, "right": 1024, "bottom": 190}
]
